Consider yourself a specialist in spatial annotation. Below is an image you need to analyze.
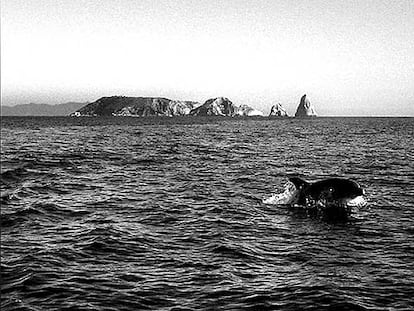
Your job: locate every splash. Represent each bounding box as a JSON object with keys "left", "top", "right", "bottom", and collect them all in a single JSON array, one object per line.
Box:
[
  {"left": 263, "top": 182, "right": 367, "bottom": 210},
  {"left": 263, "top": 182, "right": 299, "bottom": 205},
  {"left": 345, "top": 195, "right": 367, "bottom": 209}
]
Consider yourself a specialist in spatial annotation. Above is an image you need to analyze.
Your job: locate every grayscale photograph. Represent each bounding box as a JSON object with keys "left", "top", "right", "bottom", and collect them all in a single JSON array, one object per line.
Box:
[{"left": 1, "top": 1, "right": 413, "bottom": 310}]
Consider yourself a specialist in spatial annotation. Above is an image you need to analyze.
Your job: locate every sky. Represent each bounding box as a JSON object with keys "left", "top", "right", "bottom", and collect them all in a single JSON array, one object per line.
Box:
[{"left": 1, "top": 0, "right": 413, "bottom": 116}]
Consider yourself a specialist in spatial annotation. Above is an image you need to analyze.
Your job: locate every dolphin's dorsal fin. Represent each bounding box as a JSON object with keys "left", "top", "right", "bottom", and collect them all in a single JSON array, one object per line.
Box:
[{"left": 288, "top": 177, "right": 309, "bottom": 189}]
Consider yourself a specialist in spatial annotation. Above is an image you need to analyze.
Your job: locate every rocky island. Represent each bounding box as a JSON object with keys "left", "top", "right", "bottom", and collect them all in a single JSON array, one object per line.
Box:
[
  {"left": 71, "top": 96, "right": 199, "bottom": 117},
  {"left": 269, "top": 103, "right": 288, "bottom": 117},
  {"left": 71, "top": 96, "right": 264, "bottom": 117},
  {"left": 294, "top": 94, "right": 317, "bottom": 117},
  {"left": 189, "top": 97, "right": 237, "bottom": 116},
  {"left": 189, "top": 97, "right": 264, "bottom": 117},
  {"left": 68, "top": 94, "right": 317, "bottom": 118}
]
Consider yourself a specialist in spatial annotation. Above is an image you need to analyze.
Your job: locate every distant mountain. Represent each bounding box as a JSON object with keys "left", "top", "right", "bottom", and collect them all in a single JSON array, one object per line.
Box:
[
  {"left": 71, "top": 96, "right": 200, "bottom": 117},
  {"left": 1, "top": 102, "right": 87, "bottom": 116}
]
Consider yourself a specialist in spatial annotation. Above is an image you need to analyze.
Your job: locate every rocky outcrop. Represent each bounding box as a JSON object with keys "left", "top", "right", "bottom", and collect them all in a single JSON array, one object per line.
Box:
[
  {"left": 189, "top": 97, "right": 238, "bottom": 116},
  {"left": 294, "top": 94, "right": 317, "bottom": 117},
  {"left": 189, "top": 98, "right": 264, "bottom": 117},
  {"left": 70, "top": 96, "right": 199, "bottom": 117},
  {"left": 237, "top": 104, "right": 264, "bottom": 116},
  {"left": 269, "top": 103, "right": 288, "bottom": 117},
  {"left": 70, "top": 95, "right": 265, "bottom": 118}
]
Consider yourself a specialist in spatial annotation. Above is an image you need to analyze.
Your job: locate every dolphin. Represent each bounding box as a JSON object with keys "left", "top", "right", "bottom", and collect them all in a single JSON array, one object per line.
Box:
[
  {"left": 289, "top": 177, "right": 364, "bottom": 205},
  {"left": 287, "top": 176, "right": 366, "bottom": 218}
]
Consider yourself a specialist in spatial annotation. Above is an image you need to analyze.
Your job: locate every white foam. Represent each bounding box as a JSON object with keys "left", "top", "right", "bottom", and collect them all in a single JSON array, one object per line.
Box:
[
  {"left": 263, "top": 182, "right": 298, "bottom": 205},
  {"left": 346, "top": 195, "right": 367, "bottom": 208},
  {"left": 263, "top": 183, "right": 367, "bottom": 209}
]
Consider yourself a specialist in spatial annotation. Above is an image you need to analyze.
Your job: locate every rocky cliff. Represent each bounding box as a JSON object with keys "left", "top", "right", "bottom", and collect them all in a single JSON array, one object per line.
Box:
[
  {"left": 71, "top": 96, "right": 199, "bottom": 117},
  {"left": 269, "top": 103, "right": 288, "bottom": 117},
  {"left": 189, "top": 97, "right": 238, "bottom": 116},
  {"left": 294, "top": 94, "right": 317, "bottom": 117},
  {"left": 189, "top": 98, "right": 264, "bottom": 117},
  {"left": 70, "top": 96, "right": 267, "bottom": 118}
]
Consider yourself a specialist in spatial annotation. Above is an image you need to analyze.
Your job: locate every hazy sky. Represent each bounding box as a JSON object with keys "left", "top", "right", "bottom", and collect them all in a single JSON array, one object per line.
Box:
[{"left": 1, "top": 0, "right": 413, "bottom": 115}]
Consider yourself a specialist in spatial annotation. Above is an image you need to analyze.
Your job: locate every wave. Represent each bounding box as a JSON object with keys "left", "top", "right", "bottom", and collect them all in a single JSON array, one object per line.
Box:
[
  {"left": 1, "top": 202, "right": 90, "bottom": 228},
  {"left": 0, "top": 166, "right": 30, "bottom": 185},
  {"left": 1, "top": 117, "right": 413, "bottom": 310}
]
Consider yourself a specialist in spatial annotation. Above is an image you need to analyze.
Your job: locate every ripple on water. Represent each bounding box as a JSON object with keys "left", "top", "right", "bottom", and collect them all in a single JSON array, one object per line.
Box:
[{"left": 1, "top": 117, "right": 413, "bottom": 310}]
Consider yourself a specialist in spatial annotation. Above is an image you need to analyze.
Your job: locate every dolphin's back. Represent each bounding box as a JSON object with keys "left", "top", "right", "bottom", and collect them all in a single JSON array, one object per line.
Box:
[
  {"left": 306, "top": 178, "right": 362, "bottom": 200},
  {"left": 289, "top": 177, "right": 309, "bottom": 189}
]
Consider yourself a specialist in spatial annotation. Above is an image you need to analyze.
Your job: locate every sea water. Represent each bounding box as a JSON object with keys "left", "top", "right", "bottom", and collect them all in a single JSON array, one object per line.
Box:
[{"left": 1, "top": 116, "right": 413, "bottom": 310}]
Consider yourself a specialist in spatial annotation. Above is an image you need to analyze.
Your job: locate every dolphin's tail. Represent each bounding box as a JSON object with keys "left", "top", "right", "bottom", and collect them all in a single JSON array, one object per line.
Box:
[{"left": 288, "top": 177, "right": 309, "bottom": 190}]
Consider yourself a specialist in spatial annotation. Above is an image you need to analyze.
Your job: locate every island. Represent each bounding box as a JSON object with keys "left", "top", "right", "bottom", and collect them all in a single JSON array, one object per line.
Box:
[
  {"left": 269, "top": 103, "right": 288, "bottom": 117},
  {"left": 1, "top": 94, "right": 318, "bottom": 118},
  {"left": 71, "top": 96, "right": 264, "bottom": 117},
  {"left": 294, "top": 94, "right": 317, "bottom": 117}
]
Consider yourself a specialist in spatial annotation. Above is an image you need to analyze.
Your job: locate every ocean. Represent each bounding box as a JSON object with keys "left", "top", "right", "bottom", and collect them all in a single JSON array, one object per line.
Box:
[{"left": 1, "top": 116, "right": 413, "bottom": 310}]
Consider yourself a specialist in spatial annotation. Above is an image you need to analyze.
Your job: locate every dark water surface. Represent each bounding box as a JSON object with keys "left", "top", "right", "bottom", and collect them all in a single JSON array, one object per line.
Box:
[{"left": 1, "top": 117, "right": 413, "bottom": 310}]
